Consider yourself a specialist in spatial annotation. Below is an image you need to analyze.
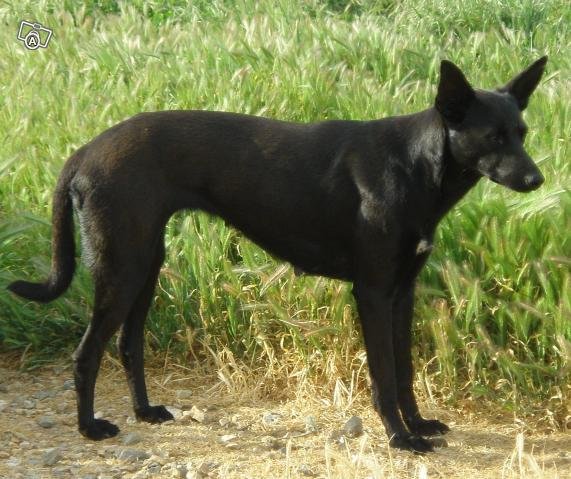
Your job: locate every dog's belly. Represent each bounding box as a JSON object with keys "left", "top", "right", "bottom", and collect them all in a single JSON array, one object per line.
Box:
[
  {"left": 225, "top": 219, "right": 355, "bottom": 280},
  {"left": 262, "top": 236, "right": 353, "bottom": 280}
]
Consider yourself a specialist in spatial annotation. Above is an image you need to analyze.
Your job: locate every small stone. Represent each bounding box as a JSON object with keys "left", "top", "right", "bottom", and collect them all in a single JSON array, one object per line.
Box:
[
  {"left": 166, "top": 406, "right": 183, "bottom": 420},
  {"left": 63, "top": 379, "right": 75, "bottom": 390},
  {"left": 262, "top": 411, "right": 281, "bottom": 425},
  {"left": 0, "top": 400, "right": 8, "bottom": 413},
  {"left": 122, "top": 432, "right": 143, "bottom": 446},
  {"left": 115, "top": 448, "right": 151, "bottom": 462},
  {"left": 147, "top": 462, "right": 162, "bottom": 474},
  {"left": 298, "top": 464, "right": 316, "bottom": 477},
  {"left": 173, "top": 463, "right": 188, "bottom": 478},
  {"left": 33, "top": 390, "right": 55, "bottom": 400},
  {"left": 188, "top": 405, "right": 211, "bottom": 423},
  {"left": 220, "top": 433, "right": 239, "bottom": 449},
  {"left": 22, "top": 399, "right": 36, "bottom": 409},
  {"left": 218, "top": 416, "right": 230, "bottom": 427},
  {"left": 328, "top": 430, "right": 345, "bottom": 445},
  {"left": 219, "top": 434, "right": 237, "bottom": 443},
  {"left": 37, "top": 415, "right": 57, "bottom": 428},
  {"left": 304, "top": 415, "right": 318, "bottom": 433},
  {"left": 342, "top": 416, "right": 363, "bottom": 438},
  {"left": 42, "top": 447, "right": 62, "bottom": 466},
  {"left": 197, "top": 461, "right": 217, "bottom": 476},
  {"left": 260, "top": 435, "right": 283, "bottom": 450},
  {"left": 175, "top": 389, "right": 193, "bottom": 401},
  {"left": 6, "top": 456, "right": 21, "bottom": 467}
]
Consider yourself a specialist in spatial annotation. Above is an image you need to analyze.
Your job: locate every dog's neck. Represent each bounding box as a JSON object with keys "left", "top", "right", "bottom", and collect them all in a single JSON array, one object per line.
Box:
[{"left": 411, "top": 108, "right": 482, "bottom": 220}]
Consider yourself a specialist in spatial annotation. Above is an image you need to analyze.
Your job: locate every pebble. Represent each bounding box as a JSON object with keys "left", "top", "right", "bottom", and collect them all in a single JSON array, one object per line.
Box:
[
  {"left": 262, "top": 411, "right": 281, "bottom": 425},
  {"left": 219, "top": 433, "right": 240, "bottom": 450},
  {"left": 342, "top": 416, "right": 363, "bottom": 438},
  {"left": 147, "top": 462, "right": 162, "bottom": 474},
  {"left": 188, "top": 405, "right": 211, "bottom": 424},
  {"left": 22, "top": 399, "right": 36, "bottom": 409},
  {"left": 37, "top": 415, "right": 57, "bottom": 428},
  {"left": 195, "top": 461, "right": 218, "bottom": 477},
  {"left": 298, "top": 463, "right": 316, "bottom": 477},
  {"left": 6, "top": 456, "right": 21, "bottom": 467},
  {"left": 32, "top": 390, "right": 55, "bottom": 400},
  {"left": 260, "top": 435, "right": 283, "bottom": 450},
  {"left": 221, "top": 433, "right": 237, "bottom": 441},
  {"left": 171, "top": 463, "right": 188, "bottom": 478},
  {"left": 328, "top": 430, "right": 346, "bottom": 445},
  {"left": 63, "top": 379, "right": 75, "bottom": 390},
  {"left": 166, "top": 406, "right": 184, "bottom": 420},
  {"left": 122, "top": 432, "right": 143, "bottom": 446},
  {"left": 0, "top": 399, "right": 8, "bottom": 413},
  {"left": 42, "top": 447, "right": 62, "bottom": 466},
  {"left": 115, "top": 448, "right": 151, "bottom": 462},
  {"left": 304, "top": 415, "right": 318, "bottom": 433}
]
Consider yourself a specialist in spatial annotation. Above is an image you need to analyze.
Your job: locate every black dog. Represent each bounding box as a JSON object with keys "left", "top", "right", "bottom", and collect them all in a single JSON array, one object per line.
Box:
[{"left": 8, "top": 57, "right": 547, "bottom": 452}]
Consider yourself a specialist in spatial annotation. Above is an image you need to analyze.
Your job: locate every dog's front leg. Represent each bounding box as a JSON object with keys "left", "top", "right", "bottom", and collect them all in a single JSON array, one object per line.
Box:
[
  {"left": 393, "top": 283, "right": 449, "bottom": 436},
  {"left": 353, "top": 281, "right": 434, "bottom": 453}
]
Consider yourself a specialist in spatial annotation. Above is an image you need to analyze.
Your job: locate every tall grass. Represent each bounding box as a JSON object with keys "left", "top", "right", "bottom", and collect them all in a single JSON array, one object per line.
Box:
[{"left": 0, "top": 1, "right": 569, "bottom": 424}]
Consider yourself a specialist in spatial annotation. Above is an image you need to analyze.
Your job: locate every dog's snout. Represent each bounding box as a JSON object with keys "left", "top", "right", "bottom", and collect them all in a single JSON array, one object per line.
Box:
[{"left": 523, "top": 172, "right": 544, "bottom": 190}]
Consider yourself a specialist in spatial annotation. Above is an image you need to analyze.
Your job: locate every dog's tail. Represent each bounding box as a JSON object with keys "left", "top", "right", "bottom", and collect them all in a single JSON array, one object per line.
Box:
[{"left": 7, "top": 151, "right": 84, "bottom": 303}]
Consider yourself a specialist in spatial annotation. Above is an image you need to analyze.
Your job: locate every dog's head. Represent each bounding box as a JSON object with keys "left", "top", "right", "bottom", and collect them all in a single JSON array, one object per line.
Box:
[{"left": 435, "top": 56, "right": 547, "bottom": 192}]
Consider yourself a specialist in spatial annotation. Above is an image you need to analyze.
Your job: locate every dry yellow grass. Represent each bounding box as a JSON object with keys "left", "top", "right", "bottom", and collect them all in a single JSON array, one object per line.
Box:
[{"left": 0, "top": 351, "right": 570, "bottom": 478}]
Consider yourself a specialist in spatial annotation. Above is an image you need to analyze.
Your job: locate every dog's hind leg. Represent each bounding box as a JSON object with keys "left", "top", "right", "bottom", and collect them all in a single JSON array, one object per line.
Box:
[
  {"left": 72, "top": 197, "right": 163, "bottom": 440},
  {"left": 73, "top": 262, "right": 147, "bottom": 440},
  {"left": 117, "top": 236, "right": 174, "bottom": 425}
]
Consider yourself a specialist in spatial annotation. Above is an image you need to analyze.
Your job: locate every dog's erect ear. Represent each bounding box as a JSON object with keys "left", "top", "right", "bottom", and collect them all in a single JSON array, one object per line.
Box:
[
  {"left": 435, "top": 60, "right": 475, "bottom": 124},
  {"left": 499, "top": 56, "right": 548, "bottom": 110}
]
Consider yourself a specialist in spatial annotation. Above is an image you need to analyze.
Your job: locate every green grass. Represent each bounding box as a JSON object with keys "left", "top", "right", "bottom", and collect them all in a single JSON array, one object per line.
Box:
[{"left": 0, "top": 0, "right": 569, "bottom": 423}]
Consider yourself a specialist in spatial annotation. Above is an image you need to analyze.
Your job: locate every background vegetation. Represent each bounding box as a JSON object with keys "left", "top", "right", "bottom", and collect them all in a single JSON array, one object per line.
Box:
[{"left": 1, "top": 0, "right": 569, "bottom": 426}]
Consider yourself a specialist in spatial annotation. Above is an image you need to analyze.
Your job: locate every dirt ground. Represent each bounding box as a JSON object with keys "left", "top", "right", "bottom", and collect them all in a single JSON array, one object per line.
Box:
[{"left": 0, "top": 354, "right": 570, "bottom": 479}]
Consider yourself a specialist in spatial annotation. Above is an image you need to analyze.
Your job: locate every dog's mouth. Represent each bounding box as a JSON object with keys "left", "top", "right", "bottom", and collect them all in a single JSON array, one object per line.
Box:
[{"left": 484, "top": 172, "right": 544, "bottom": 192}]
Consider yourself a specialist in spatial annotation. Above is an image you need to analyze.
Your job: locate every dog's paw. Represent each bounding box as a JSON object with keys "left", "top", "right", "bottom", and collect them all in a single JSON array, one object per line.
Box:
[
  {"left": 389, "top": 433, "right": 434, "bottom": 453},
  {"left": 408, "top": 418, "right": 450, "bottom": 436},
  {"left": 79, "top": 419, "right": 120, "bottom": 440},
  {"left": 135, "top": 405, "right": 174, "bottom": 424}
]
